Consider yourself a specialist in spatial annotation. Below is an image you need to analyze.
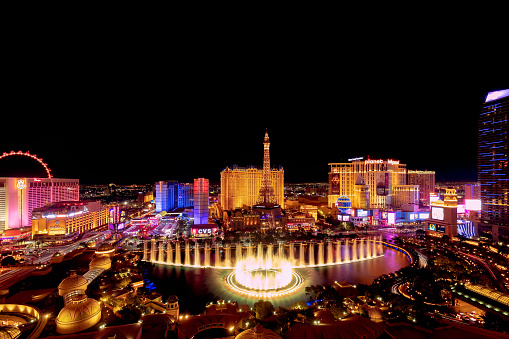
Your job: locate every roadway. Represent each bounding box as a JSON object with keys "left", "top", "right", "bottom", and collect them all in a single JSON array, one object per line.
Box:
[
  {"left": 31, "top": 232, "right": 110, "bottom": 264},
  {"left": 458, "top": 250, "right": 507, "bottom": 293}
]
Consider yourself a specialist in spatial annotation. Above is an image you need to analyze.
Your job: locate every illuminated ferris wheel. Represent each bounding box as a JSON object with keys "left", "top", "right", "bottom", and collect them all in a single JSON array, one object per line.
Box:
[{"left": 0, "top": 150, "right": 53, "bottom": 178}]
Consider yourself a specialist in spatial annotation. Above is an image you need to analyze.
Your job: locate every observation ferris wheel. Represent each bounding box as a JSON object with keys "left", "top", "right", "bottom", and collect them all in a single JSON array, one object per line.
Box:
[{"left": 0, "top": 150, "right": 53, "bottom": 178}]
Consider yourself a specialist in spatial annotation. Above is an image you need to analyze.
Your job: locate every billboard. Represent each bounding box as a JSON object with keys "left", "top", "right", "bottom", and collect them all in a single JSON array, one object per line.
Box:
[
  {"left": 330, "top": 173, "right": 340, "bottom": 194},
  {"left": 431, "top": 207, "right": 444, "bottom": 220},
  {"left": 376, "top": 172, "right": 389, "bottom": 196},
  {"left": 387, "top": 212, "right": 396, "bottom": 225},
  {"left": 465, "top": 199, "right": 481, "bottom": 211},
  {"left": 427, "top": 223, "right": 445, "bottom": 232},
  {"left": 109, "top": 205, "right": 126, "bottom": 231}
]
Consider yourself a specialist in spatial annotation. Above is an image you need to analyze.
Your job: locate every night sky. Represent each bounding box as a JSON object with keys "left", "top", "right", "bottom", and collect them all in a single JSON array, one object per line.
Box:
[{"left": 1, "top": 52, "right": 507, "bottom": 184}]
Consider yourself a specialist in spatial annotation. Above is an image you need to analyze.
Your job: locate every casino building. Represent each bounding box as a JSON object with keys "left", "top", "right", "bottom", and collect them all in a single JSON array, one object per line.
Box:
[
  {"left": 31, "top": 200, "right": 109, "bottom": 239},
  {"left": 425, "top": 189, "right": 458, "bottom": 240},
  {"left": 0, "top": 177, "right": 79, "bottom": 232},
  {"left": 220, "top": 131, "right": 284, "bottom": 211},
  {"left": 220, "top": 165, "right": 284, "bottom": 210},
  {"left": 328, "top": 158, "right": 420, "bottom": 210}
]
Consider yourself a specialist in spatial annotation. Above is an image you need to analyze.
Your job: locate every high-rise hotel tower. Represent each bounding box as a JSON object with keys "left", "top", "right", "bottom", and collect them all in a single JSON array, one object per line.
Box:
[
  {"left": 328, "top": 158, "right": 420, "bottom": 210},
  {"left": 0, "top": 177, "right": 79, "bottom": 232},
  {"left": 478, "top": 89, "right": 509, "bottom": 241}
]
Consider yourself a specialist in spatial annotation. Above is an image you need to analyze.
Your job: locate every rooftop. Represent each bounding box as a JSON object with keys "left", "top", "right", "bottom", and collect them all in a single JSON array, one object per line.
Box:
[{"left": 485, "top": 89, "right": 509, "bottom": 103}]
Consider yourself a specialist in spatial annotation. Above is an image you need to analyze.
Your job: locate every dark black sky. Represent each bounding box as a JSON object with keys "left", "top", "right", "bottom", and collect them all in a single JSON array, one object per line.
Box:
[{"left": 1, "top": 39, "right": 507, "bottom": 184}]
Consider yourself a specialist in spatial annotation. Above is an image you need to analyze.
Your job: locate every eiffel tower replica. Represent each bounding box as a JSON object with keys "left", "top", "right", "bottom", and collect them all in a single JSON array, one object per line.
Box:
[
  {"left": 257, "top": 129, "right": 276, "bottom": 205},
  {"left": 253, "top": 129, "right": 281, "bottom": 229}
]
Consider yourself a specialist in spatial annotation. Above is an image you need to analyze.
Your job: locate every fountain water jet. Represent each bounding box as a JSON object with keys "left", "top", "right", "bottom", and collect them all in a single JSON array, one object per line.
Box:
[
  {"left": 318, "top": 242, "right": 324, "bottom": 265},
  {"left": 184, "top": 242, "right": 191, "bottom": 266},
  {"left": 175, "top": 242, "right": 181, "bottom": 265}
]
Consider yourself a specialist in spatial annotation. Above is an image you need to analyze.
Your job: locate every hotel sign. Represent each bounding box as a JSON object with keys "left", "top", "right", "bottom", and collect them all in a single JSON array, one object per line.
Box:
[
  {"left": 16, "top": 179, "right": 26, "bottom": 190},
  {"left": 364, "top": 159, "right": 400, "bottom": 165}
]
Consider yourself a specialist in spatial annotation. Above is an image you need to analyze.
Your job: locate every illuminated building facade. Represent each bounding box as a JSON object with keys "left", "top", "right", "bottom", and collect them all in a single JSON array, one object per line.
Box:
[
  {"left": 478, "top": 89, "right": 509, "bottom": 241},
  {"left": 220, "top": 130, "right": 284, "bottom": 211},
  {"left": 193, "top": 178, "right": 209, "bottom": 225},
  {"left": 0, "top": 177, "right": 79, "bottom": 232},
  {"left": 155, "top": 181, "right": 194, "bottom": 212},
  {"left": 328, "top": 158, "right": 418, "bottom": 209},
  {"left": 220, "top": 166, "right": 284, "bottom": 210},
  {"left": 407, "top": 170, "right": 435, "bottom": 206},
  {"left": 31, "top": 200, "right": 109, "bottom": 238},
  {"left": 227, "top": 210, "right": 261, "bottom": 230},
  {"left": 425, "top": 188, "right": 458, "bottom": 240}
]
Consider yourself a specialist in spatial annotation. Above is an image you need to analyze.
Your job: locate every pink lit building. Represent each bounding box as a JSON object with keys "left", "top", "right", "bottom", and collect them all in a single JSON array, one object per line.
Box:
[
  {"left": 193, "top": 178, "right": 209, "bottom": 225},
  {"left": 0, "top": 177, "right": 79, "bottom": 232}
]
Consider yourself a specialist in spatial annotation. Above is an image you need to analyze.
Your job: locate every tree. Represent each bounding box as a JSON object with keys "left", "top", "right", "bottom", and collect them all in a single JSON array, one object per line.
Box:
[
  {"left": 291, "top": 300, "right": 308, "bottom": 310},
  {"left": 1, "top": 256, "right": 17, "bottom": 266},
  {"left": 275, "top": 307, "right": 297, "bottom": 336},
  {"left": 330, "top": 303, "right": 349, "bottom": 320},
  {"left": 253, "top": 299, "right": 275, "bottom": 320},
  {"left": 116, "top": 277, "right": 132, "bottom": 289},
  {"left": 111, "top": 298, "right": 126, "bottom": 313},
  {"left": 481, "top": 312, "right": 509, "bottom": 333}
]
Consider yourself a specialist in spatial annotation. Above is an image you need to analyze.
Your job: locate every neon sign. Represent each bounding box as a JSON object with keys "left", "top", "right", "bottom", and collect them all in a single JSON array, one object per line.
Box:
[
  {"left": 16, "top": 179, "right": 26, "bottom": 190},
  {"left": 192, "top": 227, "right": 217, "bottom": 235},
  {"left": 364, "top": 159, "right": 400, "bottom": 165}
]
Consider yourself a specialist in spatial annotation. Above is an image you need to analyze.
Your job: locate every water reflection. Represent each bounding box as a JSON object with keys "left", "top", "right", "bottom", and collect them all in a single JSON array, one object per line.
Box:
[{"left": 149, "top": 247, "right": 409, "bottom": 314}]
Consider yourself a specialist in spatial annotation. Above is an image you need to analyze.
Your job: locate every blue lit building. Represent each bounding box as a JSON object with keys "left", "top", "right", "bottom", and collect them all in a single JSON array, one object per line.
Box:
[
  {"left": 155, "top": 181, "right": 194, "bottom": 212},
  {"left": 478, "top": 89, "right": 509, "bottom": 241},
  {"left": 457, "top": 219, "right": 476, "bottom": 238}
]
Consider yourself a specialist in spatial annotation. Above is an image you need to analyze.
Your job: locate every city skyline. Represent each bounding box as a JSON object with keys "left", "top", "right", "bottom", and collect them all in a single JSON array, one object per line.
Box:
[{"left": 1, "top": 81, "right": 506, "bottom": 184}]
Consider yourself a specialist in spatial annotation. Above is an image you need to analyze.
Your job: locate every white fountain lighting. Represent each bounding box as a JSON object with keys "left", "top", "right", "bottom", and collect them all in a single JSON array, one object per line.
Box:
[
  {"left": 225, "top": 254, "right": 304, "bottom": 298},
  {"left": 235, "top": 256, "right": 292, "bottom": 291}
]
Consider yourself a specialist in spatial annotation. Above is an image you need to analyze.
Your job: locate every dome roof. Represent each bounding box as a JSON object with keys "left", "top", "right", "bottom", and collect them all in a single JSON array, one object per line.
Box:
[
  {"left": 89, "top": 256, "right": 111, "bottom": 270},
  {"left": 0, "top": 326, "right": 21, "bottom": 339},
  {"left": 97, "top": 242, "right": 113, "bottom": 251},
  {"left": 96, "top": 243, "right": 114, "bottom": 254},
  {"left": 55, "top": 295, "right": 101, "bottom": 334},
  {"left": 167, "top": 295, "right": 179, "bottom": 303},
  {"left": 58, "top": 272, "right": 88, "bottom": 296},
  {"left": 235, "top": 325, "right": 281, "bottom": 339}
]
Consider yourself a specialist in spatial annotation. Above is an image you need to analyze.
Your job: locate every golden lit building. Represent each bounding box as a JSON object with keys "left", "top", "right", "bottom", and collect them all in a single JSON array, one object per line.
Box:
[
  {"left": 31, "top": 201, "right": 109, "bottom": 238},
  {"left": 220, "top": 166, "right": 284, "bottom": 210},
  {"left": 407, "top": 170, "right": 435, "bottom": 206},
  {"left": 392, "top": 185, "right": 419, "bottom": 208},
  {"left": 328, "top": 158, "right": 418, "bottom": 209}
]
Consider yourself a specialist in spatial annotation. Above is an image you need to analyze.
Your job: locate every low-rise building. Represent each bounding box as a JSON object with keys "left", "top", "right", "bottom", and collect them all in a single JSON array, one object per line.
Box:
[{"left": 31, "top": 201, "right": 109, "bottom": 239}]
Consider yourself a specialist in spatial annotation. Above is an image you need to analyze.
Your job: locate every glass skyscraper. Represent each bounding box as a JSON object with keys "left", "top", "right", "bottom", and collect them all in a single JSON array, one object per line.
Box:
[{"left": 478, "top": 89, "right": 509, "bottom": 241}]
